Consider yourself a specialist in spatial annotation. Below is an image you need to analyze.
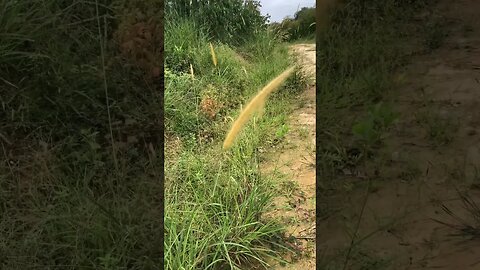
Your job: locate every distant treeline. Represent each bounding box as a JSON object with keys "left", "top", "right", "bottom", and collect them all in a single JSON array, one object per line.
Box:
[{"left": 270, "top": 6, "right": 316, "bottom": 41}]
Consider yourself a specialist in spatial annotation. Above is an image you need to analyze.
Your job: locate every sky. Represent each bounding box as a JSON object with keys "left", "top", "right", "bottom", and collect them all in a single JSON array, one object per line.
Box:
[{"left": 259, "top": 0, "right": 316, "bottom": 23}]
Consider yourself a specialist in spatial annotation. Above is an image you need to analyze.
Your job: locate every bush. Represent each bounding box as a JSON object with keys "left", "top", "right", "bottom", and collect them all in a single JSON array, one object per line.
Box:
[
  {"left": 165, "top": 0, "right": 267, "bottom": 45},
  {"left": 274, "top": 6, "right": 315, "bottom": 41}
]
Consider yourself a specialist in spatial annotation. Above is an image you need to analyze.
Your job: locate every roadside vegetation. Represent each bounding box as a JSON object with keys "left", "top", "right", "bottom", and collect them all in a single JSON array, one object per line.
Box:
[
  {"left": 1, "top": 1, "right": 163, "bottom": 268},
  {"left": 164, "top": 1, "right": 309, "bottom": 269},
  {"left": 271, "top": 6, "right": 316, "bottom": 43},
  {"left": 313, "top": 0, "right": 440, "bottom": 268},
  {"left": 316, "top": 0, "right": 429, "bottom": 181}
]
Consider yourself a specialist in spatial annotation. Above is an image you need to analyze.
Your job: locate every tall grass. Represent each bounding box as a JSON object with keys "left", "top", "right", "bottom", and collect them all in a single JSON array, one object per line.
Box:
[
  {"left": 1, "top": 1, "right": 163, "bottom": 268},
  {"left": 223, "top": 66, "right": 295, "bottom": 150},
  {"left": 164, "top": 9, "right": 306, "bottom": 268},
  {"left": 165, "top": 0, "right": 267, "bottom": 45}
]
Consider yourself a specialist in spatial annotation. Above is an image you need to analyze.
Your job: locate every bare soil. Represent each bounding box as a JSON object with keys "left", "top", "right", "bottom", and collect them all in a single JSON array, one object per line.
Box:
[
  {"left": 318, "top": 0, "right": 480, "bottom": 269},
  {"left": 260, "top": 43, "right": 316, "bottom": 269}
]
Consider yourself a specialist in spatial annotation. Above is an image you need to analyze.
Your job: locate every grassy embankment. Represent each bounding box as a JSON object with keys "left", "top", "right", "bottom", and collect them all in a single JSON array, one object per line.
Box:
[
  {"left": 163, "top": 4, "right": 308, "bottom": 270},
  {"left": 1, "top": 1, "right": 164, "bottom": 268}
]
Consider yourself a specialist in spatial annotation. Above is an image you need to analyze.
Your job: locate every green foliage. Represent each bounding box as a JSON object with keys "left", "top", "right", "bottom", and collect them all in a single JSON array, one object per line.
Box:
[
  {"left": 352, "top": 102, "right": 398, "bottom": 146},
  {"left": 164, "top": 68, "right": 202, "bottom": 137},
  {"left": 1, "top": 0, "right": 163, "bottom": 268},
  {"left": 165, "top": 0, "right": 268, "bottom": 45},
  {"left": 317, "top": 0, "right": 427, "bottom": 177},
  {"left": 417, "top": 110, "right": 457, "bottom": 146},
  {"left": 238, "top": 29, "right": 285, "bottom": 60},
  {"left": 164, "top": 4, "right": 304, "bottom": 267},
  {"left": 272, "top": 6, "right": 315, "bottom": 42},
  {"left": 165, "top": 146, "right": 286, "bottom": 270},
  {"left": 164, "top": 19, "right": 209, "bottom": 72},
  {"left": 275, "top": 124, "right": 290, "bottom": 140}
]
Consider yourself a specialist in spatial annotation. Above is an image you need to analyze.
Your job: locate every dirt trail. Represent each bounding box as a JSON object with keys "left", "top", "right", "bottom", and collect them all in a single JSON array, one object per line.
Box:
[
  {"left": 318, "top": 1, "right": 480, "bottom": 269},
  {"left": 260, "top": 43, "right": 316, "bottom": 269}
]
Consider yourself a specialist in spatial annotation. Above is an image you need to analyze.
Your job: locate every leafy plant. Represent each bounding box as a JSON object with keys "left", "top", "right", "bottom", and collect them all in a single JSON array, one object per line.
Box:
[
  {"left": 272, "top": 7, "right": 315, "bottom": 42},
  {"left": 352, "top": 102, "right": 398, "bottom": 147},
  {"left": 275, "top": 124, "right": 290, "bottom": 140}
]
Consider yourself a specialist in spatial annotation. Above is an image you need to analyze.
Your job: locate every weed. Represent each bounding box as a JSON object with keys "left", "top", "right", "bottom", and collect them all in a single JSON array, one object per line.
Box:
[
  {"left": 299, "top": 127, "right": 310, "bottom": 139},
  {"left": 433, "top": 189, "right": 480, "bottom": 239},
  {"left": 352, "top": 102, "right": 398, "bottom": 149},
  {"left": 209, "top": 42, "right": 217, "bottom": 67},
  {"left": 417, "top": 110, "right": 457, "bottom": 146},
  {"left": 223, "top": 67, "right": 295, "bottom": 150},
  {"left": 275, "top": 124, "right": 290, "bottom": 140},
  {"left": 164, "top": 3, "right": 304, "bottom": 268},
  {"left": 317, "top": 0, "right": 423, "bottom": 180},
  {"left": 278, "top": 177, "right": 300, "bottom": 198},
  {"left": 1, "top": 1, "right": 163, "bottom": 268}
]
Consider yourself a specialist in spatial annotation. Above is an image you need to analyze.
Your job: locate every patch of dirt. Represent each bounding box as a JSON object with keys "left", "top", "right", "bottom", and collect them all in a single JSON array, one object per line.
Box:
[
  {"left": 318, "top": 0, "right": 480, "bottom": 269},
  {"left": 260, "top": 43, "right": 316, "bottom": 269},
  {"left": 291, "top": 44, "right": 316, "bottom": 78}
]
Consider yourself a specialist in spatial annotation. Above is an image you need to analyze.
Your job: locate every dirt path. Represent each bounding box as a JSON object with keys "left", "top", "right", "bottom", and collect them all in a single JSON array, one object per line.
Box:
[
  {"left": 260, "top": 43, "right": 316, "bottom": 269},
  {"left": 318, "top": 1, "right": 480, "bottom": 269}
]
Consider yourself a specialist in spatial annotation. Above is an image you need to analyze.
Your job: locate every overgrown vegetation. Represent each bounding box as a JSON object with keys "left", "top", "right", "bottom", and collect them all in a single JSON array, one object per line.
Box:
[
  {"left": 271, "top": 6, "right": 316, "bottom": 42},
  {"left": 1, "top": 0, "right": 163, "bottom": 268},
  {"left": 164, "top": 1, "right": 307, "bottom": 269},
  {"left": 317, "top": 0, "right": 429, "bottom": 179}
]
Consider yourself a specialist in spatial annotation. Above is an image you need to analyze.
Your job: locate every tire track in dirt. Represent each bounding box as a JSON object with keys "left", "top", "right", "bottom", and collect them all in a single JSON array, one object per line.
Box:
[{"left": 260, "top": 43, "right": 316, "bottom": 269}]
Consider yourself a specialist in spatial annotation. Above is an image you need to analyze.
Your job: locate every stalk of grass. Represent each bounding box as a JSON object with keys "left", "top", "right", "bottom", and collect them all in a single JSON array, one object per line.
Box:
[
  {"left": 190, "top": 63, "right": 195, "bottom": 79},
  {"left": 210, "top": 42, "right": 217, "bottom": 67},
  {"left": 432, "top": 188, "right": 480, "bottom": 239},
  {"left": 223, "top": 66, "right": 295, "bottom": 150},
  {"left": 95, "top": 0, "right": 118, "bottom": 171}
]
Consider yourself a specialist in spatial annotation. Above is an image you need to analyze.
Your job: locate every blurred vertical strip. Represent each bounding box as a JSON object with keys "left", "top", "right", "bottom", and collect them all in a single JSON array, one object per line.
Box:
[{"left": 316, "top": 0, "right": 339, "bottom": 35}]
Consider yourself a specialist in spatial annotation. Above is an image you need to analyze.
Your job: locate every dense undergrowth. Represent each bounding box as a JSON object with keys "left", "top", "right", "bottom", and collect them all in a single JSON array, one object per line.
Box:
[
  {"left": 164, "top": 1, "right": 308, "bottom": 269},
  {"left": 271, "top": 6, "right": 316, "bottom": 42},
  {"left": 1, "top": 0, "right": 163, "bottom": 268}
]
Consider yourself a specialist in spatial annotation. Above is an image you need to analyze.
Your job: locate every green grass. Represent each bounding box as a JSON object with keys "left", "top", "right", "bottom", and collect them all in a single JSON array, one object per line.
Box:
[
  {"left": 315, "top": 0, "right": 431, "bottom": 268},
  {"left": 1, "top": 1, "right": 163, "bottom": 268},
  {"left": 164, "top": 13, "right": 307, "bottom": 269},
  {"left": 317, "top": 0, "right": 429, "bottom": 178},
  {"left": 417, "top": 110, "right": 457, "bottom": 147}
]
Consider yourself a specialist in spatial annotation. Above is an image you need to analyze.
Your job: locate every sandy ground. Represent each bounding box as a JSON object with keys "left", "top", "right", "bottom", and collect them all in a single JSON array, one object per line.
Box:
[
  {"left": 260, "top": 43, "right": 316, "bottom": 269},
  {"left": 318, "top": 0, "right": 480, "bottom": 269}
]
